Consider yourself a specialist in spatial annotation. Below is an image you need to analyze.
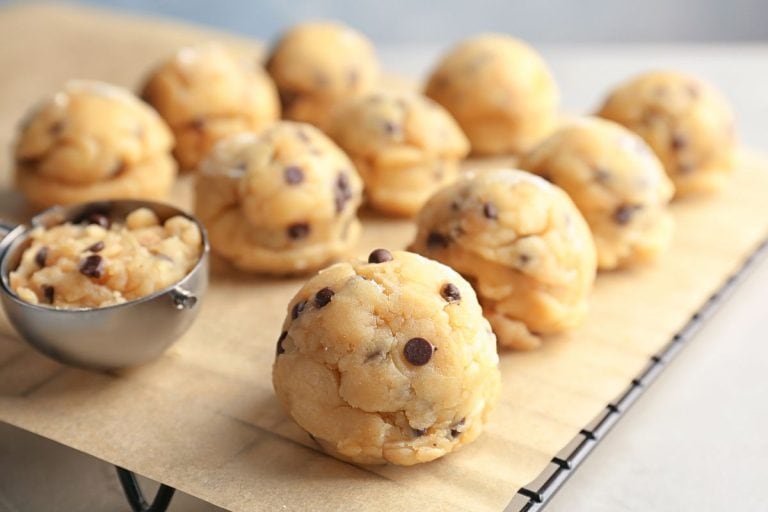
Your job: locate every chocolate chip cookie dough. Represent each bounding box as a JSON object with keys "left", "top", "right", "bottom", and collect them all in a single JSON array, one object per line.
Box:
[
  {"left": 520, "top": 118, "right": 675, "bottom": 270},
  {"left": 597, "top": 70, "right": 736, "bottom": 196},
  {"left": 272, "top": 249, "right": 500, "bottom": 465},
  {"left": 266, "top": 21, "right": 379, "bottom": 130},
  {"left": 142, "top": 42, "right": 280, "bottom": 172},
  {"left": 15, "top": 80, "right": 176, "bottom": 208},
  {"left": 425, "top": 34, "right": 559, "bottom": 156},
  {"left": 329, "top": 91, "right": 469, "bottom": 216},
  {"left": 195, "top": 122, "right": 363, "bottom": 274},
  {"left": 409, "top": 169, "right": 597, "bottom": 350},
  {"left": 10, "top": 207, "right": 202, "bottom": 309}
]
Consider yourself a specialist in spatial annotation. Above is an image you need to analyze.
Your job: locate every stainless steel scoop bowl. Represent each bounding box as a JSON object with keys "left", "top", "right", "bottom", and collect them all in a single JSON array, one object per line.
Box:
[{"left": 0, "top": 199, "right": 209, "bottom": 371}]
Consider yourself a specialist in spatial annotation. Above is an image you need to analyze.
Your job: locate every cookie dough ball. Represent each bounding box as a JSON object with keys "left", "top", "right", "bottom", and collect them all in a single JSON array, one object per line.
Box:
[
  {"left": 195, "top": 122, "right": 363, "bottom": 274},
  {"left": 266, "top": 21, "right": 379, "bottom": 130},
  {"left": 425, "top": 34, "right": 559, "bottom": 156},
  {"left": 520, "top": 118, "right": 675, "bottom": 270},
  {"left": 142, "top": 42, "right": 280, "bottom": 172},
  {"left": 15, "top": 80, "right": 176, "bottom": 208},
  {"left": 329, "top": 92, "right": 470, "bottom": 216},
  {"left": 409, "top": 169, "right": 596, "bottom": 350},
  {"left": 597, "top": 70, "right": 736, "bottom": 196},
  {"left": 273, "top": 249, "right": 500, "bottom": 465},
  {"left": 10, "top": 207, "right": 202, "bottom": 309}
]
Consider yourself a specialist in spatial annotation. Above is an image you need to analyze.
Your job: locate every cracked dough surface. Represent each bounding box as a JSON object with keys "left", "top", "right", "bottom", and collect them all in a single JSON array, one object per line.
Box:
[
  {"left": 272, "top": 250, "right": 500, "bottom": 465},
  {"left": 141, "top": 42, "right": 280, "bottom": 172},
  {"left": 329, "top": 91, "right": 469, "bottom": 216},
  {"left": 425, "top": 34, "right": 559, "bottom": 156},
  {"left": 266, "top": 21, "right": 379, "bottom": 130},
  {"left": 520, "top": 117, "right": 675, "bottom": 270},
  {"left": 596, "top": 70, "right": 736, "bottom": 196},
  {"left": 15, "top": 80, "right": 176, "bottom": 208},
  {"left": 195, "top": 122, "right": 363, "bottom": 275},
  {"left": 10, "top": 207, "right": 202, "bottom": 309},
  {"left": 409, "top": 169, "right": 596, "bottom": 350}
]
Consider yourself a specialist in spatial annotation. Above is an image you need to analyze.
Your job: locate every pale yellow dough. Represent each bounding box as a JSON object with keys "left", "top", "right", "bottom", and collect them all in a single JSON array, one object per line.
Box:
[
  {"left": 409, "top": 169, "right": 597, "bottom": 350},
  {"left": 141, "top": 42, "right": 280, "bottom": 171},
  {"left": 425, "top": 34, "right": 559, "bottom": 156},
  {"left": 329, "top": 91, "right": 470, "bottom": 216},
  {"left": 15, "top": 80, "right": 176, "bottom": 208},
  {"left": 9, "top": 208, "right": 202, "bottom": 309},
  {"left": 597, "top": 70, "right": 736, "bottom": 196},
  {"left": 272, "top": 250, "right": 501, "bottom": 465},
  {"left": 266, "top": 21, "right": 379, "bottom": 130},
  {"left": 195, "top": 122, "right": 363, "bottom": 275},
  {"left": 520, "top": 117, "right": 675, "bottom": 270}
]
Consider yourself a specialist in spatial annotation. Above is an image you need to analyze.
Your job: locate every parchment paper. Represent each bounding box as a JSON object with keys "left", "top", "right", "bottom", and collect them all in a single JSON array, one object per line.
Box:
[{"left": 0, "top": 4, "right": 767, "bottom": 512}]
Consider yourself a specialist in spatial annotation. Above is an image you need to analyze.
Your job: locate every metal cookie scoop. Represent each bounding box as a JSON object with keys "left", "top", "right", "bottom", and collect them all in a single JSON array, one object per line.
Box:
[{"left": 0, "top": 199, "right": 209, "bottom": 371}]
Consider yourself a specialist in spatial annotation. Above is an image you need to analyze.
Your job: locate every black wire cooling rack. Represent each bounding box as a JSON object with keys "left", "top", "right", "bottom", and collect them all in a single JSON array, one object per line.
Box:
[
  {"left": 503, "top": 236, "right": 768, "bottom": 512},
  {"left": 114, "top": 237, "right": 768, "bottom": 512}
]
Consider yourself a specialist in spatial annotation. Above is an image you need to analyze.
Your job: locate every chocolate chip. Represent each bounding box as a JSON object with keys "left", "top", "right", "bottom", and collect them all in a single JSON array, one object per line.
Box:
[
  {"left": 517, "top": 253, "right": 531, "bottom": 267},
  {"left": 613, "top": 204, "right": 639, "bottom": 225},
  {"left": 440, "top": 283, "right": 461, "bottom": 303},
  {"left": 450, "top": 200, "right": 461, "bottom": 212},
  {"left": 276, "top": 331, "right": 287, "bottom": 355},
  {"left": 403, "top": 337, "right": 434, "bottom": 366},
  {"left": 482, "top": 202, "right": 498, "bottom": 220},
  {"left": 283, "top": 165, "right": 304, "bottom": 185},
  {"left": 35, "top": 246, "right": 48, "bottom": 267},
  {"left": 190, "top": 118, "right": 206, "bottom": 131},
  {"left": 671, "top": 133, "right": 687, "bottom": 151},
  {"left": 334, "top": 173, "right": 353, "bottom": 213},
  {"left": 383, "top": 121, "right": 399, "bottom": 136},
  {"left": 412, "top": 428, "right": 427, "bottom": 437},
  {"left": 17, "top": 156, "right": 40, "bottom": 168},
  {"left": 368, "top": 248, "right": 393, "bottom": 263},
  {"left": 450, "top": 418, "right": 466, "bottom": 438},
  {"left": 427, "top": 232, "right": 449, "bottom": 250},
  {"left": 79, "top": 254, "right": 104, "bottom": 279},
  {"left": 73, "top": 205, "right": 111, "bottom": 228},
  {"left": 314, "top": 287, "right": 334, "bottom": 308},
  {"left": 42, "top": 285, "right": 54, "bottom": 305},
  {"left": 87, "top": 241, "right": 105, "bottom": 253},
  {"left": 279, "top": 90, "right": 298, "bottom": 111},
  {"left": 49, "top": 121, "right": 65, "bottom": 135},
  {"left": 235, "top": 161, "right": 247, "bottom": 172},
  {"left": 347, "top": 68, "right": 359, "bottom": 88},
  {"left": 594, "top": 167, "right": 611, "bottom": 183},
  {"left": 287, "top": 223, "right": 310, "bottom": 240},
  {"left": 297, "top": 128, "right": 311, "bottom": 143},
  {"left": 291, "top": 300, "right": 307, "bottom": 320}
]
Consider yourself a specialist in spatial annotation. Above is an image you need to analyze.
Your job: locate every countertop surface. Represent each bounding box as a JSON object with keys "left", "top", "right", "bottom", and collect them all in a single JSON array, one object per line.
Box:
[{"left": 1, "top": 5, "right": 767, "bottom": 512}]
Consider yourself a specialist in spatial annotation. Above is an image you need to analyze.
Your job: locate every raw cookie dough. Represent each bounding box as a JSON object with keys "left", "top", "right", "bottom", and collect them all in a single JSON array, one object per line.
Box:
[
  {"left": 195, "top": 122, "right": 363, "bottom": 274},
  {"left": 272, "top": 249, "right": 500, "bottom": 465},
  {"left": 266, "top": 21, "right": 379, "bottom": 130},
  {"left": 409, "top": 169, "right": 597, "bottom": 350},
  {"left": 424, "top": 34, "right": 559, "bottom": 156},
  {"left": 15, "top": 80, "right": 176, "bottom": 208},
  {"left": 329, "top": 91, "right": 470, "bottom": 216},
  {"left": 9, "top": 207, "right": 202, "bottom": 309},
  {"left": 141, "top": 42, "right": 280, "bottom": 172},
  {"left": 596, "top": 70, "right": 736, "bottom": 196},
  {"left": 520, "top": 117, "right": 675, "bottom": 270}
]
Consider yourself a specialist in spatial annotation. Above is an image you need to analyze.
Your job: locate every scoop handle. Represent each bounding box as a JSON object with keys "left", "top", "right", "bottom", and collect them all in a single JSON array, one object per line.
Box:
[{"left": 0, "top": 222, "right": 15, "bottom": 241}]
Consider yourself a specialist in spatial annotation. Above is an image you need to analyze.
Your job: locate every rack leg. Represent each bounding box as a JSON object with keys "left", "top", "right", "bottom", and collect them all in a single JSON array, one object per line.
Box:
[{"left": 115, "top": 466, "right": 176, "bottom": 512}]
